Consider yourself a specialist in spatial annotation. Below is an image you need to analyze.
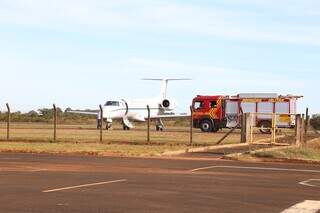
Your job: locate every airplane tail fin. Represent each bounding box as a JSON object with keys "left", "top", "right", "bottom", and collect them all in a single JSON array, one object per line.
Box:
[{"left": 142, "top": 78, "right": 191, "bottom": 99}]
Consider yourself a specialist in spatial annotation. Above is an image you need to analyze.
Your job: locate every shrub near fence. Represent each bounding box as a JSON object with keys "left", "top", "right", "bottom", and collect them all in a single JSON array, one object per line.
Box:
[{"left": 310, "top": 114, "right": 320, "bottom": 130}]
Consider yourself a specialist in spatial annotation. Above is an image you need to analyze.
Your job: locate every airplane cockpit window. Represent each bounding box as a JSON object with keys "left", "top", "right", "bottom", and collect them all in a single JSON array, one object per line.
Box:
[{"left": 105, "top": 101, "right": 120, "bottom": 106}]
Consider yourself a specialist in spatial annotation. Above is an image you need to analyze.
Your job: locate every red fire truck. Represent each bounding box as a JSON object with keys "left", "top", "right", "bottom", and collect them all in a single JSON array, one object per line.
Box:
[{"left": 192, "top": 93, "right": 302, "bottom": 133}]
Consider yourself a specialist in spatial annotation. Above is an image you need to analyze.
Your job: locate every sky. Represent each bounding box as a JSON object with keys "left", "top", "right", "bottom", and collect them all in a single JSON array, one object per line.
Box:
[{"left": 0, "top": 0, "right": 319, "bottom": 113}]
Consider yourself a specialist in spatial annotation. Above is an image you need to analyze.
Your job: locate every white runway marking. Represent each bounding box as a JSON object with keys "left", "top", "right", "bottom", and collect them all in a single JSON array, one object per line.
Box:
[
  {"left": 0, "top": 157, "right": 21, "bottom": 160},
  {"left": 281, "top": 200, "right": 320, "bottom": 213},
  {"left": 299, "top": 179, "right": 320, "bottom": 187},
  {"left": 24, "top": 166, "right": 48, "bottom": 172},
  {"left": 0, "top": 167, "right": 48, "bottom": 172},
  {"left": 190, "top": 165, "right": 320, "bottom": 173},
  {"left": 43, "top": 179, "right": 127, "bottom": 193},
  {"left": 28, "top": 169, "right": 48, "bottom": 172}
]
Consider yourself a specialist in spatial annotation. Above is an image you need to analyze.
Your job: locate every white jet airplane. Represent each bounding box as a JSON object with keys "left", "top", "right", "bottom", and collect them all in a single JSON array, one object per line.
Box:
[{"left": 68, "top": 78, "right": 190, "bottom": 131}]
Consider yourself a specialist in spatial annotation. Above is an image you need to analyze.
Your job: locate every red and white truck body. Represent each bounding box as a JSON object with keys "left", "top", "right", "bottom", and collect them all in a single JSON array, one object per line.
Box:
[{"left": 192, "top": 93, "right": 302, "bottom": 133}]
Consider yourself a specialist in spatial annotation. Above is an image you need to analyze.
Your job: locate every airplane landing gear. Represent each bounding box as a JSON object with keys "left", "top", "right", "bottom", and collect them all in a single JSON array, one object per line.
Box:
[
  {"left": 122, "top": 117, "right": 133, "bottom": 130},
  {"left": 156, "top": 125, "right": 163, "bottom": 131},
  {"left": 156, "top": 119, "right": 164, "bottom": 131},
  {"left": 106, "top": 123, "right": 112, "bottom": 130},
  {"left": 123, "top": 124, "right": 130, "bottom": 130}
]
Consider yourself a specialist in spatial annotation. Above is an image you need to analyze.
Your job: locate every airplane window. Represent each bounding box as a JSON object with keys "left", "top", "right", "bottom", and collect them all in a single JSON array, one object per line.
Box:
[{"left": 105, "top": 101, "right": 120, "bottom": 106}]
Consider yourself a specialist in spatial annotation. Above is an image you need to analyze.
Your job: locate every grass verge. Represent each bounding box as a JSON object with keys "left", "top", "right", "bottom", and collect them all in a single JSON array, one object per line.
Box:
[
  {"left": 229, "top": 137, "right": 320, "bottom": 163},
  {"left": 0, "top": 123, "right": 282, "bottom": 157},
  {"left": 0, "top": 141, "right": 187, "bottom": 157}
]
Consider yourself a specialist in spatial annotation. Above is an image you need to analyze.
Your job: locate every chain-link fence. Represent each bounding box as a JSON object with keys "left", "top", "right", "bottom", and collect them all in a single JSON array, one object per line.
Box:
[
  {"left": 243, "top": 112, "right": 314, "bottom": 146},
  {"left": 0, "top": 104, "right": 316, "bottom": 150},
  {"left": 0, "top": 104, "right": 246, "bottom": 147}
]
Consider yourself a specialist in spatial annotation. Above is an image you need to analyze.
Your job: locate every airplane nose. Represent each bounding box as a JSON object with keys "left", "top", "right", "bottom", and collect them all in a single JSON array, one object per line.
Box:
[
  {"left": 104, "top": 106, "right": 119, "bottom": 116},
  {"left": 103, "top": 107, "right": 112, "bottom": 115}
]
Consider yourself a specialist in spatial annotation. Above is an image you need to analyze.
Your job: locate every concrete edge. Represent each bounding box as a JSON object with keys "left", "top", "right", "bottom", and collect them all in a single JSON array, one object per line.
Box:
[
  {"left": 161, "top": 135, "right": 287, "bottom": 157},
  {"left": 161, "top": 143, "right": 248, "bottom": 156}
]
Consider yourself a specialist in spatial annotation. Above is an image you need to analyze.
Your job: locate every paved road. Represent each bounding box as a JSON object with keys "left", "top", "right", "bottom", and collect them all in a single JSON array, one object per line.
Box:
[{"left": 0, "top": 153, "right": 319, "bottom": 213}]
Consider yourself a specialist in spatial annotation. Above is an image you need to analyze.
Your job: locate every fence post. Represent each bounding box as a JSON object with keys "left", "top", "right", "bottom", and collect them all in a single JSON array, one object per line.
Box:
[
  {"left": 304, "top": 108, "right": 309, "bottom": 145},
  {"left": 295, "top": 114, "right": 301, "bottom": 146},
  {"left": 190, "top": 106, "right": 193, "bottom": 146},
  {"left": 147, "top": 105, "right": 150, "bottom": 143},
  {"left": 240, "top": 114, "right": 246, "bottom": 143},
  {"left": 6, "top": 103, "right": 10, "bottom": 141},
  {"left": 53, "top": 104, "right": 57, "bottom": 142},
  {"left": 301, "top": 114, "right": 305, "bottom": 147},
  {"left": 271, "top": 113, "right": 276, "bottom": 144},
  {"left": 99, "top": 105, "right": 103, "bottom": 142},
  {"left": 245, "top": 113, "right": 251, "bottom": 143}
]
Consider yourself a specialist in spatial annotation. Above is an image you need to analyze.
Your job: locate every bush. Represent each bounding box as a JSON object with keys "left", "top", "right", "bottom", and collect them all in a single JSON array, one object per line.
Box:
[
  {"left": 310, "top": 114, "right": 320, "bottom": 130},
  {"left": 0, "top": 108, "right": 96, "bottom": 124}
]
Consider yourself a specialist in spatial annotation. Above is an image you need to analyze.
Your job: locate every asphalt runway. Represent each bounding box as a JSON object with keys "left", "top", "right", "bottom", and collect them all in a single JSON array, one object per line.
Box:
[{"left": 0, "top": 153, "right": 319, "bottom": 213}]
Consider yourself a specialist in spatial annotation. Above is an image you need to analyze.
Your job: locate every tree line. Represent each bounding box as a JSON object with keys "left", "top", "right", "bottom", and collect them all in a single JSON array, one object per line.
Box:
[{"left": 0, "top": 108, "right": 96, "bottom": 124}]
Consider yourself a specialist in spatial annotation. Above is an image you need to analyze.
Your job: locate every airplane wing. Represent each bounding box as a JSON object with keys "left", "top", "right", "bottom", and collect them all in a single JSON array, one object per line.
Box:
[
  {"left": 66, "top": 110, "right": 99, "bottom": 116},
  {"left": 148, "top": 113, "right": 190, "bottom": 119}
]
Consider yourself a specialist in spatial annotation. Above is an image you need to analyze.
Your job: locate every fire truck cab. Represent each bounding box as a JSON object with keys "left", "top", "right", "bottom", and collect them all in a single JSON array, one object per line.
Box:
[
  {"left": 192, "top": 93, "right": 302, "bottom": 133},
  {"left": 192, "top": 95, "right": 226, "bottom": 132}
]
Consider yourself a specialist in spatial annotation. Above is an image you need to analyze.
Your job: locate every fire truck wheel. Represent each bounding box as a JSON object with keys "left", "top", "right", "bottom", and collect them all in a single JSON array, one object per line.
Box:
[
  {"left": 200, "top": 119, "right": 213, "bottom": 132},
  {"left": 156, "top": 126, "right": 163, "bottom": 131},
  {"left": 259, "top": 121, "right": 271, "bottom": 134}
]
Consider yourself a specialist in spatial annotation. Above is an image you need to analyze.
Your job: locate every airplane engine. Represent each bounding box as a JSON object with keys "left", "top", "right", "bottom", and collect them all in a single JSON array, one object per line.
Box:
[{"left": 161, "top": 98, "right": 176, "bottom": 111}]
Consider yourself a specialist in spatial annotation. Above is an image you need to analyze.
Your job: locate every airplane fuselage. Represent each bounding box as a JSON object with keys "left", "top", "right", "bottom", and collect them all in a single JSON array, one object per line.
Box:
[
  {"left": 69, "top": 78, "right": 189, "bottom": 130},
  {"left": 101, "top": 97, "right": 175, "bottom": 123}
]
